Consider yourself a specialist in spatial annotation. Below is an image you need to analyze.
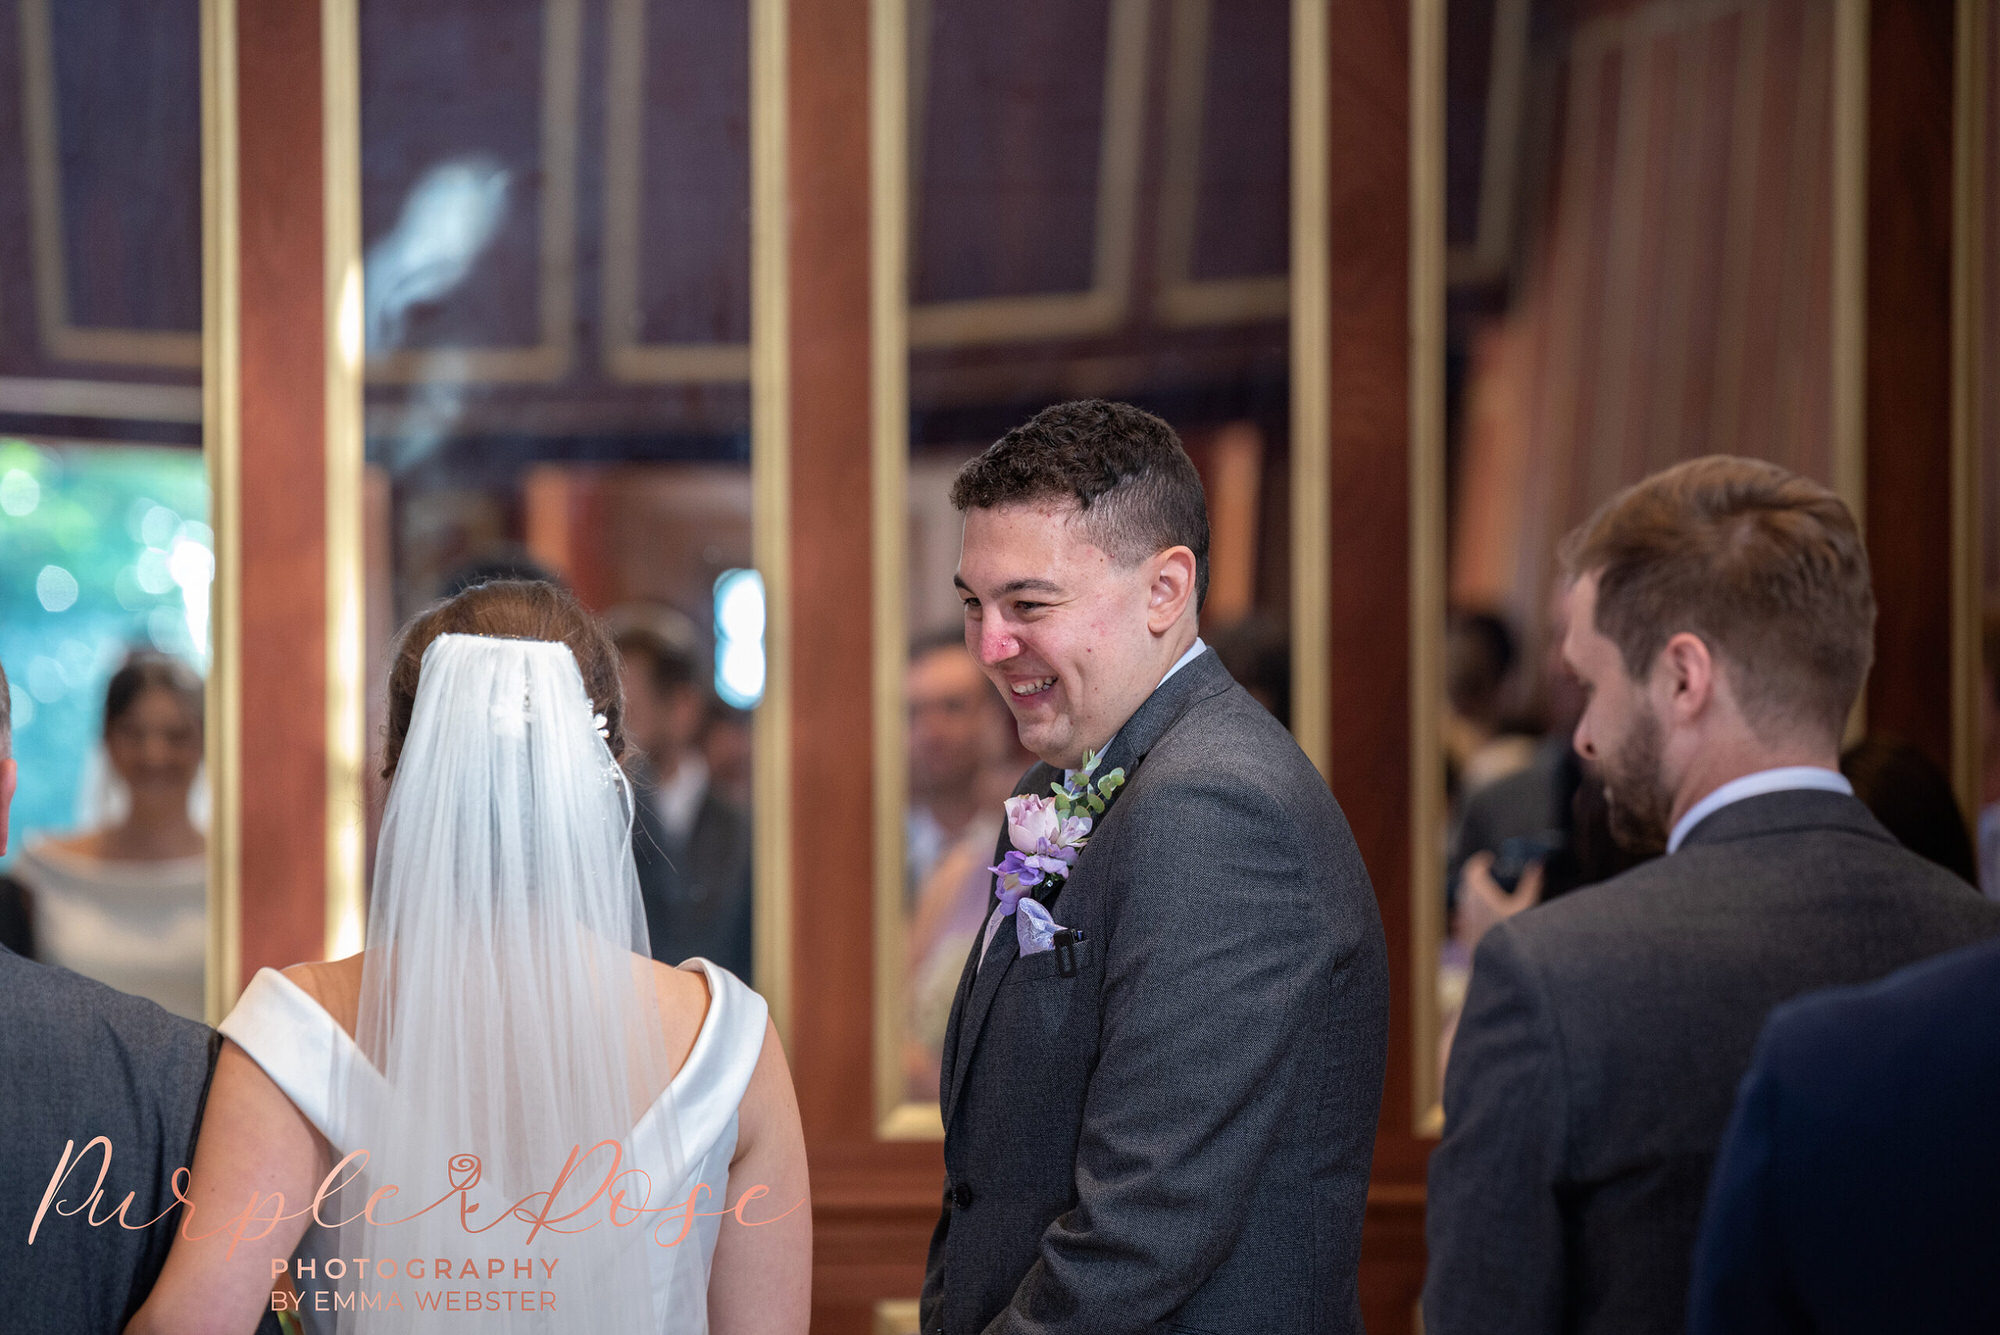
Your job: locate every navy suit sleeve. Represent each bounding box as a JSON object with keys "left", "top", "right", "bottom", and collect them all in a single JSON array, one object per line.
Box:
[
  {"left": 987, "top": 777, "right": 1329, "bottom": 1334},
  {"left": 1423, "top": 921, "right": 1569, "bottom": 1335},
  {"left": 1687, "top": 1028, "right": 1806, "bottom": 1335}
]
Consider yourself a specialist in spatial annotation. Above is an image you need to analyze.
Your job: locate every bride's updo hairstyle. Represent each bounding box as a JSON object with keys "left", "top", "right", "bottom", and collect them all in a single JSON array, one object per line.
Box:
[{"left": 381, "top": 578, "right": 625, "bottom": 778}]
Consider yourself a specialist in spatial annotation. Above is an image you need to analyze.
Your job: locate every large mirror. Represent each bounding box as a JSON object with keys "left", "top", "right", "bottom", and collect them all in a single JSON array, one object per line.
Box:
[
  {"left": 0, "top": 0, "right": 213, "bottom": 1022},
  {"left": 1423, "top": 0, "right": 1864, "bottom": 1119},
  {"left": 875, "top": 0, "right": 1308, "bottom": 1133},
  {"left": 356, "top": 0, "right": 766, "bottom": 986}
]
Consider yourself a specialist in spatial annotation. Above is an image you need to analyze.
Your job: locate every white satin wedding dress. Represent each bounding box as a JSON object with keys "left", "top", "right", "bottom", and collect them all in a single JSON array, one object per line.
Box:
[
  {"left": 218, "top": 955, "right": 766, "bottom": 1331},
  {"left": 210, "top": 632, "right": 766, "bottom": 1332}
]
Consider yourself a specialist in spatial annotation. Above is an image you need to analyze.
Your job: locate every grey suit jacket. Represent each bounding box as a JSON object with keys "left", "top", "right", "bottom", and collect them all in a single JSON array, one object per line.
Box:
[
  {"left": 0, "top": 946, "right": 224, "bottom": 1335},
  {"left": 921, "top": 649, "right": 1389, "bottom": 1335},
  {"left": 1423, "top": 789, "right": 2000, "bottom": 1335}
]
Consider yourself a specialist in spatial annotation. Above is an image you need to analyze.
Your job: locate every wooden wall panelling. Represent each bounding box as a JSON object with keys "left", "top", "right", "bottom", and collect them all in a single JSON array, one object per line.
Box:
[
  {"left": 1864, "top": 0, "right": 1957, "bottom": 769},
  {"left": 786, "top": 0, "right": 945, "bottom": 1330},
  {"left": 1322, "top": 0, "right": 1430, "bottom": 1328},
  {"left": 231, "top": 0, "right": 330, "bottom": 988}
]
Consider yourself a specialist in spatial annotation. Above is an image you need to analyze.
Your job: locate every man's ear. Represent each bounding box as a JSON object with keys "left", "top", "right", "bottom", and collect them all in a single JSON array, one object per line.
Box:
[
  {"left": 1657, "top": 632, "right": 1715, "bottom": 723},
  {"left": 1145, "top": 547, "right": 1198, "bottom": 633},
  {"left": 0, "top": 757, "right": 16, "bottom": 857}
]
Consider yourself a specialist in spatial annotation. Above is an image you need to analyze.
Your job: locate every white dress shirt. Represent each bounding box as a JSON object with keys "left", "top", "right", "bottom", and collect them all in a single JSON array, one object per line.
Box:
[
  {"left": 976, "top": 637, "right": 1208, "bottom": 971},
  {"left": 1665, "top": 765, "right": 1854, "bottom": 854},
  {"left": 652, "top": 753, "right": 710, "bottom": 846}
]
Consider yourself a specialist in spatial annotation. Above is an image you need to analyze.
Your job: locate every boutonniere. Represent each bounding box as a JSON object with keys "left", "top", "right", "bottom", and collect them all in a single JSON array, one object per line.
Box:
[{"left": 988, "top": 749, "right": 1126, "bottom": 953}]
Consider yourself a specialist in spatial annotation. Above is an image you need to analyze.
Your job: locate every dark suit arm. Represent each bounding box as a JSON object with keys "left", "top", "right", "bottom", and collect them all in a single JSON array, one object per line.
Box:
[
  {"left": 1422, "top": 921, "right": 1570, "bottom": 1335},
  {"left": 989, "top": 780, "right": 1332, "bottom": 1334},
  {"left": 1686, "top": 1028, "right": 1805, "bottom": 1335},
  {"left": 921, "top": 1198, "right": 950, "bottom": 1333}
]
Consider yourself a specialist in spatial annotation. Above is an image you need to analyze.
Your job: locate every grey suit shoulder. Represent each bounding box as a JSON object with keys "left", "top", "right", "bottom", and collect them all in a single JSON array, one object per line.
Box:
[{"left": 0, "top": 947, "right": 224, "bottom": 1335}]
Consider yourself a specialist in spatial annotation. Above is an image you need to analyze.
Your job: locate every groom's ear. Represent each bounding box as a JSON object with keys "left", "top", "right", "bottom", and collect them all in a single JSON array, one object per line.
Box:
[{"left": 1144, "top": 547, "right": 1198, "bottom": 633}]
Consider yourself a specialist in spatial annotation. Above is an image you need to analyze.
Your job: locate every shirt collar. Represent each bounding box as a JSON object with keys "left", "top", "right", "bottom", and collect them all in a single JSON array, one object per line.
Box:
[
  {"left": 653, "top": 753, "right": 710, "bottom": 843},
  {"left": 1666, "top": 765, "right": 1853, "bottom": 853}
]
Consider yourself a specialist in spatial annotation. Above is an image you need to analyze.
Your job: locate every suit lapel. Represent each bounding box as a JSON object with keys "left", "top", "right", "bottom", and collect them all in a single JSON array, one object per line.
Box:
[
  {"left": 941, "top": 763, "right": 1053, "bottom": 1122},
  {"left": 938, "top": 650, "right": 1234, "bottom": 1127},
  {"left": 943, "top": 903, "right": 1021, "bottom": 1123}
]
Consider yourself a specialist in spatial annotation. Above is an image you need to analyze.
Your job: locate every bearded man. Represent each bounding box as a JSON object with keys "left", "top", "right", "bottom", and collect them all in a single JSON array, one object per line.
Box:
[{"left": 1423, "top": 457, "right": 2000, "bottom": 1335}]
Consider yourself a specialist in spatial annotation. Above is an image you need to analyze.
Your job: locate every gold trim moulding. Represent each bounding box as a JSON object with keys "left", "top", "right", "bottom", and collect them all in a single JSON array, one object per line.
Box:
[
  {"left": 902, "top": 0, "right": 1148, "bottom": 350},
  {"left": 363, "top": 0, "right": 581, "bottom": 388},
  {"left": 870, "top": 0, "right": 938, "bottom": 1141},
  {"left": 874, "top": 1299, "right": 922, "bottom": 1335},
  {"left": 20, "top": 0, "right": 203, "bottom": 370},
  {"left": 749, "top": 0, "right": 793, "bottom": 1043},
  {"left": 1154, "top": 0, "right": 1288, "bottom": 329},
  {"left": 601, "top": 0, "right": 753, "bottom": 385},
  {"left": 324, "top": 0, "right": 367, "bottom": 962},
  {"left": 200, "top": 0, "right": 243, "bottom": 1023},
  {"left": 1407, "top": 0, "right": 1449, "bottom": 1137}
]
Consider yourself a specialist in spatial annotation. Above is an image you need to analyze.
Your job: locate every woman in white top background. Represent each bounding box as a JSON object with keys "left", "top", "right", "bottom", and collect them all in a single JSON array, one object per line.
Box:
[
  {"left": 126, "top": 580, "right": 811, "bottom": 1334},
  {"left": 15, "top": 652, "right": 206, "bottom": 1020}
]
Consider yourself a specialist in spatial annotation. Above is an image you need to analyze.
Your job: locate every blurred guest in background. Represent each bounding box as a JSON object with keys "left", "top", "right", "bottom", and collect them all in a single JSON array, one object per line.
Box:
[
  {"left": 702, "top": 700, "right": 755, "bottom": 810},
  {"left": 0, "top": 657, "right": 241, "bottom": 1335},
  {"left": 1208, "top": 615, "right": 1291, "bottom": 729},
  {"left": 1841, "top": 735, "right": 1977, "bottom": 886},
  {"left": 902, "top": 632, "right": 1012, "bottom": 1099},
  {"left": 14, "top": 653, "right": 206, "bottom": 1021},
  {"left": 1445, "top": 595, "right": 1581, "bottom": 907},
  {"left": 905, "top": 631, "right": 1010, "bottom": 894},
  {"left": 1425, "top": 457, "right": 2000, "bottom": 1335},
  {"left": 439, "top": 548, "right": 560, "bottom": 598},
  {"left": 1444, "top": 608, "right": 1537, "bottom": 797},
  {"left": 612, "top": 609, "right": 753, "bottom": 980},
  {"left": 1689, "top": 934, "right": 2000, "bottom": 1332}
]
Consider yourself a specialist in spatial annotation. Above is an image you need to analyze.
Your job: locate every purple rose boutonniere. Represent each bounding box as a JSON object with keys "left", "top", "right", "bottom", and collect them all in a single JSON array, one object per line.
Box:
[{"left": 989, "top": 748, "right": 1127, "bottom": 956}]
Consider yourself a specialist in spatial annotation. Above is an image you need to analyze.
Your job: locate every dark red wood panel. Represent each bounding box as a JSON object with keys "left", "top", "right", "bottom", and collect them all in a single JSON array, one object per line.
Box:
[
  {"left": 235, "top": 0, "right": 329, "bottom": 984},
  {"left": 1863, "top": 0, "right": 1956, "bottom": 771}
]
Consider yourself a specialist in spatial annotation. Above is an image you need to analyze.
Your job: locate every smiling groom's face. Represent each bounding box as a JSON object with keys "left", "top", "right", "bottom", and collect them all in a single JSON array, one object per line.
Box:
[{"left": 956, "top": 499, "right": 1180, "bottom": 770}]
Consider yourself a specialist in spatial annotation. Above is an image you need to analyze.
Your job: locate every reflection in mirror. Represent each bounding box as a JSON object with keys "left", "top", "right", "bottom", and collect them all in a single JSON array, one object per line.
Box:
[
  {"left": 358, "top": 0, "right": 760, "bottom": 982},
  {"left": 885, "top": 0, "right": 1296, "bottom": 1121},
  {"left": 0, "top": 0, "right": 210, "bottom": 1020},
  {"left": 1432, "top": 0, "right": 1856, "bottom": 1101}
]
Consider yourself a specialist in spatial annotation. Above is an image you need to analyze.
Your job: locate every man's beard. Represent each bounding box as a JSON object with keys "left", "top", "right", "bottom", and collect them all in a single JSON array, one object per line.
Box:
[{"left": 1599, "top": 704, "right": 1671, "bottom": 858}]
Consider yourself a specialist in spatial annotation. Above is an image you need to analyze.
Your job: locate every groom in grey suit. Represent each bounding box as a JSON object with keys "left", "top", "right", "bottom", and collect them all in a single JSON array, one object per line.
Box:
[
  {"left": 1424, "top": 457, "right": 2000, "bottom": 1335},
  {"left": 921, "top": 400, "right": 1389, "bottom": 1335}
]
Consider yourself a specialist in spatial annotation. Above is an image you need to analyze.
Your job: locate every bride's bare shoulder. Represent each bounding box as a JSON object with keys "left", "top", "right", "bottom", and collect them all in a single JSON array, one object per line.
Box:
[
  {"left": 280, "top": 953, "right": 365, "bottom": 1037},
  {"left": 648, "top": 958, "right": 713, "bottom": 1073}
]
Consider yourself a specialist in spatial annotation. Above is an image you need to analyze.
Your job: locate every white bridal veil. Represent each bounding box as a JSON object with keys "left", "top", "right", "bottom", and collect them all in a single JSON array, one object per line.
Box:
[{"left": 332, "top": 633, "right": 700, "bottom": 1332}]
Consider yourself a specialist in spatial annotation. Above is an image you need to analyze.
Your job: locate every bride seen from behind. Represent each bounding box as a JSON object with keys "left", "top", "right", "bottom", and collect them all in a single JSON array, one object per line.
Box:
[{"left": 127, "top": 580, "right": 810, "bottom": 1334}]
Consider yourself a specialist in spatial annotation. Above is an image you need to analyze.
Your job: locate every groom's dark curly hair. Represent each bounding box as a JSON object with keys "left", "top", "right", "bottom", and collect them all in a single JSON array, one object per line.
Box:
[{"left": 950, "top": 399, "right": 1211, "bottom": 610}]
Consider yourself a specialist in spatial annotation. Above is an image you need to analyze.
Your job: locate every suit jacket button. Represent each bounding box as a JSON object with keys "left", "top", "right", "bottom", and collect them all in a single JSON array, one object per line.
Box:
[{"left": 952, "top": 1182, "right": 975, "bottom": 1208}]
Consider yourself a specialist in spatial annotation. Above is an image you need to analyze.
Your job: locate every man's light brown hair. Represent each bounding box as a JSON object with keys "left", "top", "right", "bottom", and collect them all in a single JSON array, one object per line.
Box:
[{"left": 1558, "top": 455, "right": 1874, "bottom": 742}]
